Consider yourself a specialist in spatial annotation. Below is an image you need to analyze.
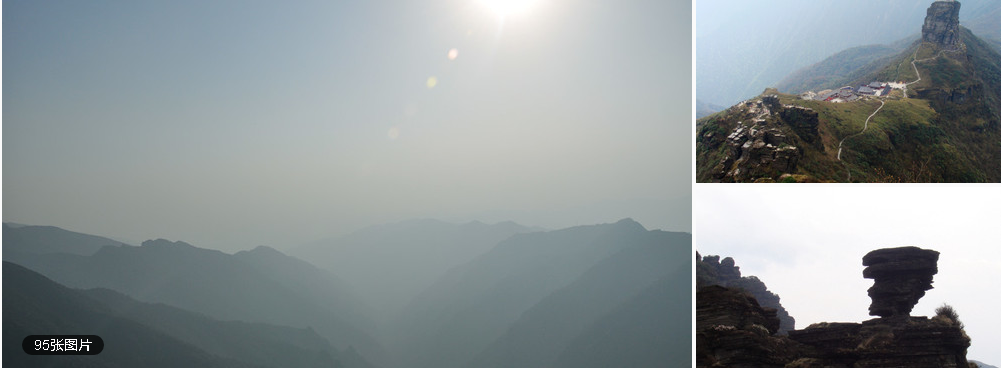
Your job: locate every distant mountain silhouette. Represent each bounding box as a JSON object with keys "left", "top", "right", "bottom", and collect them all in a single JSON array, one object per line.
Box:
[
  {"left": 972, "top": 360, "right": 1000, "bottom": 368},
  {"left": 392, "top": 218, "right": 689, "bottom": 368},
  {"left": 3, "top": 261, "right": 256, "bottom": 368},
  {"left": 3, "top": 223, "right": 128, "bottom": 256},
  {"left": 467, "top": 232, "right": 691, "bottom": 368},
  {"left": 552, "top": 274, "right": 691, "bottom": 368},
  {"left": 291, "top": 219, "right": 540, "bottom": 320},
  {"left": 3, "top": 238, "right": 384, "bottom": 367}
]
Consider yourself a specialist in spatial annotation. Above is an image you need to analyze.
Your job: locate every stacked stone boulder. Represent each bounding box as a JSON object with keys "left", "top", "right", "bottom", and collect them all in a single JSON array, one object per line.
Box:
[{"left": 862, "top": 247, "right": 939, "bottom": 318}]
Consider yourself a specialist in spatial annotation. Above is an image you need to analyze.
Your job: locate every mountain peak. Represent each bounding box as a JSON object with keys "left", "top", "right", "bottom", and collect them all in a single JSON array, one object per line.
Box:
[
  {"left": 140, "top": 238, "right": 195, "bottom": 249},
  {"left": 238, "top": 245, "right": 286, "bottom": 258},
  {"left": 612, "top": 218, "right": 646, "bottom": 231},
  {"left": 922, "top": 0, "right": 961, "bottom": 47}
]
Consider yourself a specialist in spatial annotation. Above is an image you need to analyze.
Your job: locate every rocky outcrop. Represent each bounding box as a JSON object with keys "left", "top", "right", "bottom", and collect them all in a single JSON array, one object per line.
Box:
[
  {"left": 863, "top": 247, "right": 939, "bottom": 318},
  {"left": 697, "top": 247, "right": 971, "bottom": 368},
  {"left": 788, "top": 316, "right": 970, "bottom": 368},
  {"left": 779, "top": 106, "right": 820, "bottom": 146},
  {"left": 697, "top": 253, "right": 796, "bottom": 334},
  {"left": 922, "top": 1, "right": 961, "bottom": 47},
  {"left": 696, "top": 285, "right": 804, "bottom": 368},
  {"left": 701, "top": 94, "right": 824, "bottom": 182}
]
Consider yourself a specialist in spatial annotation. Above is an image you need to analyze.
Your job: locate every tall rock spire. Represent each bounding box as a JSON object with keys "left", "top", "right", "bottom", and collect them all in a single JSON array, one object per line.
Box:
[
  {"left": 922, "top": 0, "right": 962, "bottom": 47},
  {"left": 862, "top": 246, "right": 939, "bottom": 318}
]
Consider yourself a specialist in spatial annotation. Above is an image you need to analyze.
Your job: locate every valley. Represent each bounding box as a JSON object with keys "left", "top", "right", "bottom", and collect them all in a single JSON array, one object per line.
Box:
[{"left": 3, "top": 219, "right": 692, "bottom": 368}]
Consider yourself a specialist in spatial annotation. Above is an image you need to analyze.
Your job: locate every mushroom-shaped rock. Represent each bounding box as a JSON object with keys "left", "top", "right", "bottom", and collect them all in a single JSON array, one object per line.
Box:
[{"left": 862, "top": 246, "right": 939, "bottom": 318}]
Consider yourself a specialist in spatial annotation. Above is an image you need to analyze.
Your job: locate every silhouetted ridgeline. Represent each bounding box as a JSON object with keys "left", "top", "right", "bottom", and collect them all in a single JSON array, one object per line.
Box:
[
  {"left": 4, "top": 219, "right": 691, "bottom": 368},
  {"left": 290, "top": 219, "right": 541, "bottom": 321},
  {"left": 3, "top": 228, "right": 382, "bottom": 368},
  {"left": 393, "top": 218, "right": 691, "bottom": 368},
  {"left": 3, "top": 261, "right": 349, "bottom": 368}
]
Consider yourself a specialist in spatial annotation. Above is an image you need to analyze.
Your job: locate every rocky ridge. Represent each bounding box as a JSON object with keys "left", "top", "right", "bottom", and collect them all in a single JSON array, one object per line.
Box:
[{"left": 701, "top": 94, "right": 818, "bottom": 182}]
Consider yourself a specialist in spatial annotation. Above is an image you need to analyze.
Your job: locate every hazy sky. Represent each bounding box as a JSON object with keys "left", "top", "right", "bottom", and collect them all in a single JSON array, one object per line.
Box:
[
  {"left": 695, "top": 0, "right": 997, "bottom": 106},
  {"left": 3, "top": 0, "right": 692, "bottom": 252},
  {"left": 697, "top": 186, "right": 1001, "bottom": 365}
]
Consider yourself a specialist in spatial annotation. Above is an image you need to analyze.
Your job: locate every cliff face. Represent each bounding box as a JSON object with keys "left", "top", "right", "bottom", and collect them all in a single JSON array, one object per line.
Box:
[
  {"left": 696, "top": 285, "right": 804, "bottom": 368},
  {"left": 697, "top": 253, "right": 796, "bottom": 333},
  {"left": 697, "top": 247, "right": 972, "bottom": 368},
  {"left": 922, "top": 1, "right": 962, "bottom": 47}
]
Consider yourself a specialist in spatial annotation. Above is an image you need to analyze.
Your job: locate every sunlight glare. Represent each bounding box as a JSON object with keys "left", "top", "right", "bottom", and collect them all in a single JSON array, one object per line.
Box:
[{"left": 479, "top": 0, "right": 538, "bottom": 17}]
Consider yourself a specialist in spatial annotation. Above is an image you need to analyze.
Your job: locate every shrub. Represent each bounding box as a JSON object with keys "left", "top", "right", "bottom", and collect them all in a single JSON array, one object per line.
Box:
[{"left": 935, "top": 303, "right": 965, "bottom": 330}]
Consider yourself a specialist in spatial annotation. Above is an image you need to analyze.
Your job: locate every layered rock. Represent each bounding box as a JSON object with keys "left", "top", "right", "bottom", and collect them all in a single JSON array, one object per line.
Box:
[
  {"left": 862, "top": 247, "right": 939, "bottom": 318},
  {"left": 697, "top": 253, "right": 796, "bottom": 334},
  {"left": 705, "top": 96, "right": 812, "bottom": 182},
  {"left": 779, "top": 106, "right": 820, "bottom": 146},
  {"left": 788, "top": 317, "right": 970, "bottom": 368},
  {"left": 696, "top": 285, "right": 803, "bottom": 368},
  {"left": 922, "top": 0, "right": 961, "bottom": 47}
]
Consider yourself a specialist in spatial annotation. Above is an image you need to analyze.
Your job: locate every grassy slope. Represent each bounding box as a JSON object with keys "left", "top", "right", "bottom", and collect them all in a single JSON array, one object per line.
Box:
[
  {"left": 698, "top": 27, "right": 1001, "bottom": 182},
  {"left": 697, "top": 90, "right": 974, "bottom": 182},
  {"left": 776, "top": 44, "right": 901, "bottom": 94}
]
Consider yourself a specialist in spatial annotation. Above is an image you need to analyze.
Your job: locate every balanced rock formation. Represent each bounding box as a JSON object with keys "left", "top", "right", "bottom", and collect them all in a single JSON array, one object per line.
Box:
[
  {"left": 922, "top": 0, "right": 961, "bottom": 47},
  {"left": 697, "top": 247, "right": 971, "bottom": 368},
  {"left": 862, "top": 246, "right": 940, "bottom": 318}
]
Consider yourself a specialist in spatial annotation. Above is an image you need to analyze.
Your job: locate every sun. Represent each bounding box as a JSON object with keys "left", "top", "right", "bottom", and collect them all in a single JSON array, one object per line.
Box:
[{"left": 479, "top": 0, "right": 538, "bottom": 17}]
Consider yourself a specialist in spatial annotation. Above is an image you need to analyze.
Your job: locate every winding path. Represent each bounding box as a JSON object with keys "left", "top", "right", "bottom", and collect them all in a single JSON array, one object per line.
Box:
[
  {"left": 837, "top": 99, "right": 885, "bottom": 161},
  {"left": 902, "top": 45, "right": 962, "bottom": 95},
  {"left": 837, "top": 43, "right": 960, "bottom": 181},
  {"left": 837, "top": 99, "right": 884, "bottom": 182}
]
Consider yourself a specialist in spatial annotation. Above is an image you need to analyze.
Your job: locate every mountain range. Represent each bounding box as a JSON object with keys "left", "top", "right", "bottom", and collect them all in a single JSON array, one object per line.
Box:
[
  {"left": 290, "top": 219, "right": 541, "bottom": 322},
  {"left": 4, "top": 226, "right": 383, "bottom": 367},
  {"left": 4, "top": 218, "right": 690, "bottom": 368},
  {"left": 4, "top": 261, "right": 355, "bottom": 368}
]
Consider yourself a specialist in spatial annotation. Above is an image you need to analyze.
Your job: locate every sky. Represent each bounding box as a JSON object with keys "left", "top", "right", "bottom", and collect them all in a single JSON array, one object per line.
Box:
[
  {"left": 696, "top": 186, "right": 1001, "bottom": 365},
  {"left": 3, "top": 0, "right": 692, "bottom": 253},
  {"left": 695, "top": 0, "right": 998, "bottom": 107}
]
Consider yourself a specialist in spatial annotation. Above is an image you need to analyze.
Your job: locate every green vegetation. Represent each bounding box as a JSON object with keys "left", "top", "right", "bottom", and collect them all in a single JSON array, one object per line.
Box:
[
  {"left": 698, "top": 26, "right": 1001, "bottom": 182},
  {"left": 935, "top": 304, "right": 965, "bottom": 330}
]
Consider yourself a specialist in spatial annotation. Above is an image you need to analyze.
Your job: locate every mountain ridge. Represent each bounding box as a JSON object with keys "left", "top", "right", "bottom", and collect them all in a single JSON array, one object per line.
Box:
[
  {"left": 3, "top": 235, "right": 386, "bottom": 367},
  {"left": 697, "top": 1, "right": 1001, "bottom": 182}
]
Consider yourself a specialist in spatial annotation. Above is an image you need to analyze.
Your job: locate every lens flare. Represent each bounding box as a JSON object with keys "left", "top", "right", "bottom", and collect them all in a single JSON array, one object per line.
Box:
[
  {"left": 426, "top": 76, "right": 438, "bottom": 89},
  {"left": 387, "top": 127, "right": 400, "bottom": 140},
  {"left": 448, "top": 48, "right": 459, "bottom": 60}
]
